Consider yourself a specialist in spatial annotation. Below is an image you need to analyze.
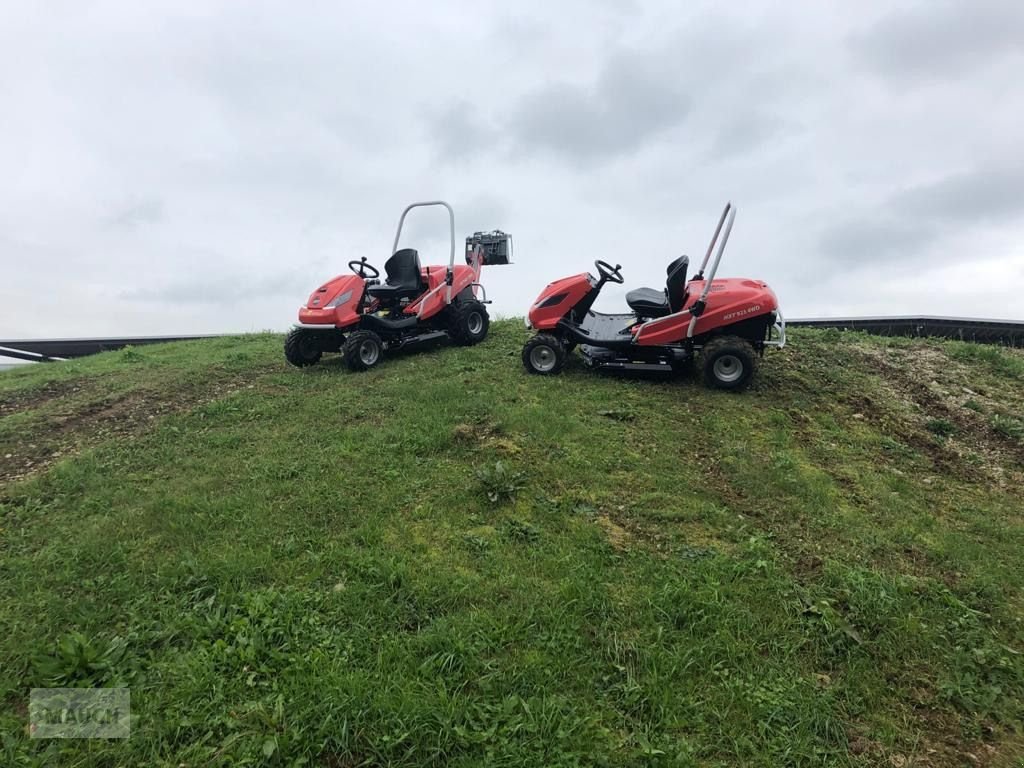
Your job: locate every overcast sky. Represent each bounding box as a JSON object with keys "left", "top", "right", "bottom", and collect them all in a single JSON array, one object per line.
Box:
[{"left": 2, "top": 0, "right": 1023, "bottom": 340}]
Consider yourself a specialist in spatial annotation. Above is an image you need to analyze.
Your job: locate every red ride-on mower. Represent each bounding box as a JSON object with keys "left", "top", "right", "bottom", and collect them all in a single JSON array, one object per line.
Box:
[
  {"left": 285, "top": 201, "right": 511, "bottom": 371},
  {"left": 522, "top": 202, "right": 785, "bottom": 390}
]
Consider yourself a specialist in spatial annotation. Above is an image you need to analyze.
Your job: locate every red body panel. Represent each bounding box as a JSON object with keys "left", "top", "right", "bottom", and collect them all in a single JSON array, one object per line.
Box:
[
  {"left": 634, "top": 278, "right": 779, "bottom": 346},
  {"left": 528, "top": 273, "right": 595, "bottom": 329},
  {"left": 404, "top": 264, "right": 479, "bottom": 319},
  {"left": 297, "top": 274, "right": 367, "bottom": 328},
  {"left": 528, "top": 270, "right": 778, "bottom": 345}
]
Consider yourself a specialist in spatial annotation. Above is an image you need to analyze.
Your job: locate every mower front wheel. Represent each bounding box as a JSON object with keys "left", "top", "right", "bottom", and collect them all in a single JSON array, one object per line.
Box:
[
  {"left": 284, "top": 328, "right": 325, "bottom": 367},
  {"left": 702, "top": 335, "right": 756, "bottom": 391},
  {"left": 343, "top": 331, "right": 385, "bottom": 372},
  {"left": 448, "top": 300, "right": 490, "bottom": 345},
  {"left": 522, "top": 334, "right": 567, "bottom": 375}
]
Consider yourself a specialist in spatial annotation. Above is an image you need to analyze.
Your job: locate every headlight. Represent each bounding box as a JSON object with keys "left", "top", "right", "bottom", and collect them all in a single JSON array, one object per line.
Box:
[{"left": 325, "top": 290, "right": 353, "bottom": 309}]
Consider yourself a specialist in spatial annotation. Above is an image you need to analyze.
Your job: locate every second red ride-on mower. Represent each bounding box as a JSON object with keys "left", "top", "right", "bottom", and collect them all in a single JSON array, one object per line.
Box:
[
  {"left": 522, "top": 203, "right": 784, "bottom": 390},
  {"left": 286, "top": 201, "right": 511, "bottom": 371}
]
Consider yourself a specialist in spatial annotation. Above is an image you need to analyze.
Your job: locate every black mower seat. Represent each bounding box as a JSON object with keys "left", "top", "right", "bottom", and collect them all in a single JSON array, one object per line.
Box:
[
  {"left": 626, "top": 287, "right": 671, "bottom": 317},
  {"left": 626, "top": 254, "right": 689, "bottom": 318},
  {"left": 366, "top": 248, "right": 426, "bottom": 300}
]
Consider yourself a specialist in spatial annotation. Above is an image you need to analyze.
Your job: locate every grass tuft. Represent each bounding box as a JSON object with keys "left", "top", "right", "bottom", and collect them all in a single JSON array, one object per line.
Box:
[
  {"left": 475, "top": 460, "right": 526, "bottom": 504},
  {"left": 926, "top": 417, "right": 957, "bottom": 437}
]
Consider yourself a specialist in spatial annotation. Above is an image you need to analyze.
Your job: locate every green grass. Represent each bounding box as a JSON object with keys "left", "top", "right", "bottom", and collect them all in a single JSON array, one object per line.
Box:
[{"left": 2, "top": 325, "right": 1023, "bottom": 767}]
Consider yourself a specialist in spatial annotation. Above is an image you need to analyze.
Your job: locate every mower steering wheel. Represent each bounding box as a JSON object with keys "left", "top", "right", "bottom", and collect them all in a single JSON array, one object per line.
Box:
[
  {"left": 595, "top": 260, "right": 624, "bottom": 284},
  {"left": 348, "top": 258, "right": 380, "bottom": 280}
]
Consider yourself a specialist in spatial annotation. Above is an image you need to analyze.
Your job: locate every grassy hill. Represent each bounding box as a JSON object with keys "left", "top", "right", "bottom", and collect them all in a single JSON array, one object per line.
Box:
[{"left": 1, "top": 322, "right": 1023, "bottom": 767}]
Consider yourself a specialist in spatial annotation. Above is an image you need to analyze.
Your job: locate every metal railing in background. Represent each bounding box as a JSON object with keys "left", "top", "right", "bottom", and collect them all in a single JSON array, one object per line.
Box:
[
  {"left": 787, "top": 317, "right": 1024, "bottom": 347},
  {"left": 0, "top": 335, "right": 221, "bottom": 362},
  {"left": 1, "top": 345, "right": 66, "bottom": 363}
]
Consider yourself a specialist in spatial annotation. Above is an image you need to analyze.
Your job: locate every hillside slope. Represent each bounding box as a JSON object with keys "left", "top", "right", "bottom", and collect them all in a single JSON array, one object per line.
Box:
[{"left": 1, "top": 322, "right": 1023, "bottom": 767}]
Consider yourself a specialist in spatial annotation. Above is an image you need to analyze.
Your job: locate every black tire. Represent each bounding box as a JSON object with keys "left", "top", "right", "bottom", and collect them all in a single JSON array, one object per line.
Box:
[
  {"left": 343, "top": 330, "right": 384, "bottom": 372},
  {"left": 522, "top": 334, "right": 567, "bottom": 375},
  {"left": 702, "top": 335, "right": 757, "bottom": 391},
  {"left": 448, "top": 300, "right": 490, "bottom": 345},
  {"left": 284, "top": 328, "right": 324, "bottom": 367}
]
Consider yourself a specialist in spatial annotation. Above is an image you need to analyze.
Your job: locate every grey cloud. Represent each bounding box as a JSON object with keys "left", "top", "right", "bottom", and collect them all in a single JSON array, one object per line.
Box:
[
  {"left": 897, "top": 165, "right": 1024, "bottom": 223},
  {"left": 709, "top": 113, "right": 790, "bottom": 160},
  {"left": 427, "top": 48, "right": 691, "bottom": 164},
  {"left": 852, "top": 1, "right": 1024, "bottom": 80},
  {"left": 428, "top": 102, "right": 496, "bottom": 162},
  {"left": 819, "top": 164, "right": 1024, "bottom": 266},
  {"left": 818, "top": 216, "right": 938, "bottom": 266},
  {"left": 507, "top": 52, "right": 691, "bottom": 161}
]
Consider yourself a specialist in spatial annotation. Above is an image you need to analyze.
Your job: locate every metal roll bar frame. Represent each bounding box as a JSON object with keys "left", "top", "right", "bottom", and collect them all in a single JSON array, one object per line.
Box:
[
  {"left": 392, "top": 200, "right": 458, "bottom": 312},
  {"left": 686, "top": 202, "right": 735, "bottom": 338}
]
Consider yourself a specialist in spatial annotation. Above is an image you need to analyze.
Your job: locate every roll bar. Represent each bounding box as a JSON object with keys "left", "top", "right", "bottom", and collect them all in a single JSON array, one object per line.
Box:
[
  {"left": 694, "top": 202, "right": 730, "bottom": 279},
  {"left": 687, "top": 202, "right": 736, "bottom": 338},
  {"left": 392, "top": 201, "right": 456, "bottom": 269},
  {"left": 392, "top": 200, "right": 458, "bottom": 306}
]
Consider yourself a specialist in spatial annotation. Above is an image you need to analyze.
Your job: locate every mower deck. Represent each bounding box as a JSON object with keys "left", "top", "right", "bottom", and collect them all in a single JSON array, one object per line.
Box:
[
  {"left": 563, "top": 313, "right": 693, "bottom": 374},
  {"left": 579, "top": 344, "right": 689, "bottom": 374}
]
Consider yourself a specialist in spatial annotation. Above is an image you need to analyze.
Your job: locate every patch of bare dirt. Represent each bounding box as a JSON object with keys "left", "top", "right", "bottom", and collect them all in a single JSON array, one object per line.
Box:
[
  {"left": 909, "top": 708, "right": 1008, "bottom": 768},
  {"left": 0, "top": 378, "right": 90, "bottom": 418},
  {"left": 843, "top": 709, "right": 1012, "bottom": 768},
  {"left": 846, "top": 344, "right": 1024, "bottom": 487},
  {"left": 691, "top": 451, "right": 760, "bottom": 516},
  {"left": 589, "top": 501, "right": 729, "bottom": 560},
  {"left": 451, "top": 420, "right": 521, "bottom": 455},
  {"left": 595, "top": 514, "right": 633, "bottom": 551},
  {"left": 0, "top": 375, "right": 276, "bottom": 486}
]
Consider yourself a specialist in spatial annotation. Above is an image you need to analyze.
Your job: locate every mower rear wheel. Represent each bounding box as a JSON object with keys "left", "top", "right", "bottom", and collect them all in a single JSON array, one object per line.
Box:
[
  {"left": 448, "top": 300, "right": 490, "bottom": 345},
  {"left": 522, "top": 333, "right": 566, "bottom": 375},
  {"left": 343, "top": 331, "right": 384, "bottom": 372},
  {"left": 702, "top": 335, "right": 756, "bottom": 391},
  {"left": 284, "top": 328, "right": 324, "bottom": 367}
]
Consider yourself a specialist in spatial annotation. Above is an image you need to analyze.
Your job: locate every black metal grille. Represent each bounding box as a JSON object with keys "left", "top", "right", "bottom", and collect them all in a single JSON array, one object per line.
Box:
[{"left": 787, "top": 317, "right": 1024, "bottom": 347}]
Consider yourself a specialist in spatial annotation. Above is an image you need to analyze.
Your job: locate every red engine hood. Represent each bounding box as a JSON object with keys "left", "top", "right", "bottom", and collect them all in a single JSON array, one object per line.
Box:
[
  {"left": 305, "top": 274, "right": 363, "bottom": 309},
  {"left": 690, "top": 277, "right": 778, "bottom": 315}
]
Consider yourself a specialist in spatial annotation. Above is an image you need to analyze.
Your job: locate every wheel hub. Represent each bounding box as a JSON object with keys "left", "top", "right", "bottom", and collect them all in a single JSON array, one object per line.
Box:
[
  {"left": 713, "top": 354, "right": 743, "bottom": 383},
  {"left": 359, "top": 340, "right": 380, "bottom": 366},
  {"left": 530, "top": 345, "right": 556, "bottom": 372}
]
